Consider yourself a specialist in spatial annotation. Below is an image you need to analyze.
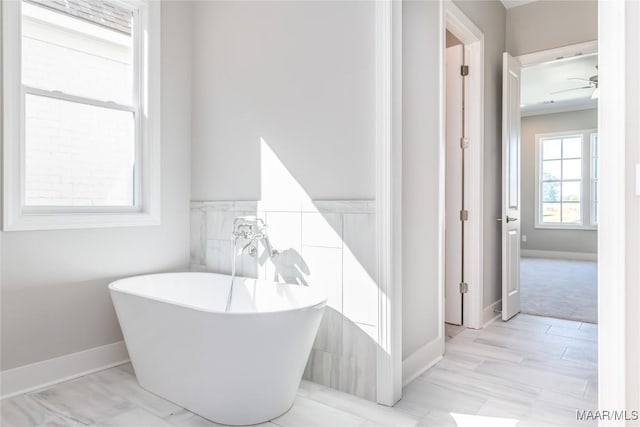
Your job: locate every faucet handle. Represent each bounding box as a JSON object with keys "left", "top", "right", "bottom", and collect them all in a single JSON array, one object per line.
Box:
[{"left": 232, "top": 216, "right": 266, "bottom": 239}]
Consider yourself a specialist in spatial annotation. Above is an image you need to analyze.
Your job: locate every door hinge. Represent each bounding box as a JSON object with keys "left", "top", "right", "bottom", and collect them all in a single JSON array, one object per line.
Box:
[
  {"left": 460, "top": 137, "right": 469, "bottom": 149},
  {"left": 460, "top": 282, "right": 469, "bottom": 293},
  {"left": 460, "top": 210, "right": 469, "bottom": 221},
  {"left": 461, "top": 65, "right": 469, "bottom": 76}
]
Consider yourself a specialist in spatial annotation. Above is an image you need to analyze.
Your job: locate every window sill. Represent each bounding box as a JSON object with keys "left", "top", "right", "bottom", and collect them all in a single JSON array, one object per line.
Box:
[
  {"left": 534, "top": 224, "right": 598, "bottom": 231},
  {"left": 3, "top": 211, "right": 161, "bottom": 231}
]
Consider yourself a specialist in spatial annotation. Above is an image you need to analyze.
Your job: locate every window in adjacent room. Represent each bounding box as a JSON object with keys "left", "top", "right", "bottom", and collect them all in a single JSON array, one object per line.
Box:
[{"left": 535, "top": 130, "right": 598, "bottom": 229}]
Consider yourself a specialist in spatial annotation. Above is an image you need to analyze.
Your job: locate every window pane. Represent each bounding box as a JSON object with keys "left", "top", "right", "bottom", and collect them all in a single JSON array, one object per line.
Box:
[
  {"left": 563, "top": 137, "right": 582, "bottom": 158},
  {"left": 25, "top": 94, "right": 135, "bottom": 207},
  {"left": 563, "top": 159, "right": 582, "bottom": 180},
  {"left": 542, "top": 138, "right": 562, "bottom": 160},
  {"left": 543, "top": 160, "right": 561, "bottom": 180},
  {"left": 592, "top": 180, "right": 598, "bottom": 202},
  {"left": 562, "top": 202, "right": 581, "bottom": 224},
  {"left": 542, "top": 182, "right": 560, "bottom": 202},
  {"left": 542, "top": 203, "right": 561, "bottom": 223},
  {"left": 22, "top": 1, "right": 134, "bottom": 105},
  {"left": 562, "top": 182, "right": 581, "bottom": 201}
]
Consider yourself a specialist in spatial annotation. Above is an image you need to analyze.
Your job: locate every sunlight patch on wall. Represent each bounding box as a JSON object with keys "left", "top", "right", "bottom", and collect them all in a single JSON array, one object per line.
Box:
[{"left": 259, "top": 137, "right": 379, "bottom": 341}]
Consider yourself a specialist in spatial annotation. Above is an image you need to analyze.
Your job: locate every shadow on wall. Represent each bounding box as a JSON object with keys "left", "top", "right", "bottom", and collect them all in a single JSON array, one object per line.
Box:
[
  {"left": 266, "top": 248, "right": 309, "bottom": 286},
  {"left": 190, "top": 138, "right": 379, "bottom": 400}
]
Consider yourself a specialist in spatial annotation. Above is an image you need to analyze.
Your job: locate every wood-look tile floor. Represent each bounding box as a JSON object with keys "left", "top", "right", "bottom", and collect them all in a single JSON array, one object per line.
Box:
[{"left": 1, "top": 314, "right": 596, "bottom": 427}]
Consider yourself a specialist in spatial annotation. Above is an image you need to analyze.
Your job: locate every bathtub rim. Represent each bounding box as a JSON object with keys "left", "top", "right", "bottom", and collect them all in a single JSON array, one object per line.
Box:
[{"left": 108, "top": 272, "right": 327, "bottom": 316}]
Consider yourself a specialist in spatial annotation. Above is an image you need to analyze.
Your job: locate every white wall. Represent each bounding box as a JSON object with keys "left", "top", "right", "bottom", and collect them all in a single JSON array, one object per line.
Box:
[
  {"left": 402, "top": 0, "right": 443, "bottom": 363},
  {"left": 453, "top": 0, "right": 506, "bottom": 308},
  {"left": 506, "top": 0, "right": 597, "bottom": 56},
  {"left": 521, "top": 109, "right": 597, "bottom": 254},
  {"left": 0, "top": 1, "right": 192, "bottom": 371},
  {"left": 190, "top": 0, "right": 375, "bottom": 202},
  {"left": 401, "top": 0, "right": 506, "bottom": 371}
]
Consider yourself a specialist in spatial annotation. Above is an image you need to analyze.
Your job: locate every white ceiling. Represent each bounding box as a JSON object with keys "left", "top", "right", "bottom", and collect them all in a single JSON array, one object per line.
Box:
[
  {"left": 500, "top": 0, "right": 538, "bottom": 9},
  {"left": 521, "top": 54, "right": 598, "bottom": 117}
]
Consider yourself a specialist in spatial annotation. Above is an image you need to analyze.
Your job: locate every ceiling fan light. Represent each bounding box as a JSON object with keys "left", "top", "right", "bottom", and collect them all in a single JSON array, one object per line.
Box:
[{"left": 592, "top": 88, "right": 599, "bottom": 99}]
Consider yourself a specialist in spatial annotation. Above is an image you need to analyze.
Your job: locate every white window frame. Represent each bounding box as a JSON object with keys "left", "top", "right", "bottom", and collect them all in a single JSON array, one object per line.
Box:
[
  {"left": 534, "top": 129, "right": 597, "bottom": 230},
  {"left": 2, "top": 0, "right": 161, "bottom": 231}
]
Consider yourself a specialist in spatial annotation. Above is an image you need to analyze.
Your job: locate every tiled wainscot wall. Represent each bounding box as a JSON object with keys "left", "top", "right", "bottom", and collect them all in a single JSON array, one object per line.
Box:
[{"left": 190, "top": 200, "right": 378, "bottom": 400}]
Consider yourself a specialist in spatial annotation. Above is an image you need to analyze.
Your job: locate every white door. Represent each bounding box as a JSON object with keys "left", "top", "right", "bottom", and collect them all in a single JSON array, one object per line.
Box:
[
  {"left": 445, "top": 45, "right": 464, "bottom": 325},
  {"left": 501, "top": 52, "right": 521, "bottom": 321}
]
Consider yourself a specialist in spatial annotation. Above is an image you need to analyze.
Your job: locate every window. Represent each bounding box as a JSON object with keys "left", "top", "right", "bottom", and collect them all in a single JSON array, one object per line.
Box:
[
  {"left": 535, "top": 130, "right": 597, "bottom": 229},
  {"left": 3, "top": 0, "right": 160, "bottom": 230}
]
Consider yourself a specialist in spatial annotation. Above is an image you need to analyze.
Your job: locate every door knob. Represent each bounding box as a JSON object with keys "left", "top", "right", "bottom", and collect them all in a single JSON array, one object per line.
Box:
[{"left": 496, "top": 216, "right": 518, "bottom": 222}]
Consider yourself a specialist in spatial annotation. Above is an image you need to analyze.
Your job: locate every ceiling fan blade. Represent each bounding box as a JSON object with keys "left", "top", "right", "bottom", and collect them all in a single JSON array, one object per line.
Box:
[{"left": 550, "top": 86, "right": 592, "bottom": 95}]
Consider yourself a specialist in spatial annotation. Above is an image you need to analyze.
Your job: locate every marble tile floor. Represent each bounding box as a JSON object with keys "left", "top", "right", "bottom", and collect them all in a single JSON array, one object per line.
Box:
[{"left": 1, "top": 314, "right": 597, "bottom": 427}]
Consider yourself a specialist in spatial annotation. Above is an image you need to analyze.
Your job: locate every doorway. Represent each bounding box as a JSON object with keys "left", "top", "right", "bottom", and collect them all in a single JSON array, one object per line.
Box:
[
  {"left": 444, "top": 30, "right": 465, "bottom": 329},
  {"left": 443, "top": 2, "right": 485, "bottom": 333},
  {"left": 519, "top": 48, "right": 599, "bottom": 324}
]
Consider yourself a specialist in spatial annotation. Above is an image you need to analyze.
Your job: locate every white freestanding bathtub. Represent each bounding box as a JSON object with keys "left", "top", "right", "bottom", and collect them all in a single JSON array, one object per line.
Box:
[{"left": 109, "top": 272, "right": 326, "bottom": 425}]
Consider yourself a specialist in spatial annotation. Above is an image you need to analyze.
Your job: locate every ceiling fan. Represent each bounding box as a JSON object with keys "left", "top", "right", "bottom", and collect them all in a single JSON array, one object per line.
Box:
[{"left": 551, "top": 66, "right": 599, "bottom": 98}]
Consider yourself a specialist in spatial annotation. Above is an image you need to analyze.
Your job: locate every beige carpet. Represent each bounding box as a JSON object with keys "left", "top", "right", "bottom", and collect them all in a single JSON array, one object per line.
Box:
[{"left": 520, "top": 257, "right": 598, "bottom": 324}]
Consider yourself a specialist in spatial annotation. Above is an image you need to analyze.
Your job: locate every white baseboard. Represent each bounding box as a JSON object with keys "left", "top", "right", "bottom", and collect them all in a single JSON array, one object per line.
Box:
[
  {"left": 483, "top": 299, "right": 502, "bottom": 327},
  {"left": 1, "top": 341, "right": 129, "bottom": 400},
  {"left": 402, "top": 337, "right": 444, "bottom": 386},
  {"left": 521, "top": 249, "right": 597, "bottom": 261}
]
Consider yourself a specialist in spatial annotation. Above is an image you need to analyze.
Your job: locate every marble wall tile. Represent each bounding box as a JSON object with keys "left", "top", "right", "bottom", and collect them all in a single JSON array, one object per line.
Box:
[
  {"left": 206, "top": 211, "right": 235, "bottom": 241},
  {"left": 264, "top": 212, "right": 303, "bottom": 251},
  {"left": 191, "top": 200, "right": 377, "bottom": 401},
  {"left": 342, "top": 213, "right": 377, "bottom": 326},
  {"left": 206, "top": 239, "right": 260, "bottom": 278},
  {"left": 266, "top": 247, "right": 308, "bottom": 285},
  {"left": 205, "top": 239, "right": 234, "bottom": 275},
  {"left": 342, "top": 248, "right": 377, "bottom": 326},
  {"left": 342, "top": 213, "right": 376, "bottom": 276},
  {"left": 190, "top": 209, "right": 206, "bottom": 267},
  {"left": 303, "top": 350, "right": 342, "bottom": 391},
  {"left": 301, "top": 246, "right": 343, "bottom": 312},
  {"left": 313, "top": 307, "right": 343, "bottom": 354},
  {"left": 340, "top": 321, "right": 377, "bottom": 401},
  {"left": 305, "top": 200, "right": 375, "bottom": 214},
  {"left": 301, "top": 213, "right": 343, "bottom": 248}
]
